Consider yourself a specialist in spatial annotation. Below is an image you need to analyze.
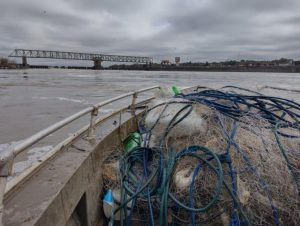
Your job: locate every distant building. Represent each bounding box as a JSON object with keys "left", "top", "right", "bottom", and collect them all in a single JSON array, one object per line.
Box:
[
  {"left": 175, "top": 57, "right": 180, "bottom": 66},
  {"left": 161, "top": 60, "right": 171, "bottom": 65},
  {"left": 256, "top": 61, "right": 274, "bottom": 67},
  {"left": 272, "top": 58, "right": 294, "bottom": 66},
  {"left": 238, "top": 60, "right": 274, "bottom": 67},
  {"left": 294, "top": 60, "right": 300, "bottom": 66}
]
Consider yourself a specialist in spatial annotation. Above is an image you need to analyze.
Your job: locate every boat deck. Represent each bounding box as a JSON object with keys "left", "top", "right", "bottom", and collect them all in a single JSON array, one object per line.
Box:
[{"left": 4, "top": 111, "right": 136, "bottom": 226}]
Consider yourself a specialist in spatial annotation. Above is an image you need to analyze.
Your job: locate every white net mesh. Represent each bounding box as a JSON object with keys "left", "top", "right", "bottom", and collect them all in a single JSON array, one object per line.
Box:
[{"left": 102, "top": 87, "right": 300, "bottom": 226}]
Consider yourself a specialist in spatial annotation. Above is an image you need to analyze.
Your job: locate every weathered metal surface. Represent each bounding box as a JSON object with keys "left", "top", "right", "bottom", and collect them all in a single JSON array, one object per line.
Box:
[
  {"left": 3, "top": 112, "right": 138, "bottom": 226},
  {"left": 9, "top": 49, "right": 153, "bottom": 63},
  {"left": 4, "top": 100, "right": 150, "bottom": 199}
]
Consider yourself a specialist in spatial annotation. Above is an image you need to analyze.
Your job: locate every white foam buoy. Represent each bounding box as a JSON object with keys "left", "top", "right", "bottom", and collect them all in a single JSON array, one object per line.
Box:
[
  {"left": 174, "top": 168, "right": 193, "bottom": 191},
  {"left": 144, "top": 97, "right": 208, "bottom": 145}
]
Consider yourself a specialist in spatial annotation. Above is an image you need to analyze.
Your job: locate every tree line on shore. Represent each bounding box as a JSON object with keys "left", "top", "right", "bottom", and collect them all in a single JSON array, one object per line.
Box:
[{"left": 0, "top": 58, "right": 18, "bottom": 69}]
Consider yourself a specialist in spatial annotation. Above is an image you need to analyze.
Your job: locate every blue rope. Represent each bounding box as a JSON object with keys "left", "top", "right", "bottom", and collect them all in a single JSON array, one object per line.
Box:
[
  {"left": 189, "top": 162, "right": 202, "bottom": 226},
  {"left": 115, "top": 86, "right": 300, "bottom": 225}
]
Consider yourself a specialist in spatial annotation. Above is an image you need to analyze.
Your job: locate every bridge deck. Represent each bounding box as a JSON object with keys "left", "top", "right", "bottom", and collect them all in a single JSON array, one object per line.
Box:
[{"left": 9, "top": 49, "right": 152, "bottom": 63}]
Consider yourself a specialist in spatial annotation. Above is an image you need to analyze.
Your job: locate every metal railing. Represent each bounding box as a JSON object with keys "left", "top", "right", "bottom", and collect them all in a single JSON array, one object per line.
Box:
[{"left": 0, "top": 85, "right": 160, "bottom": 226}]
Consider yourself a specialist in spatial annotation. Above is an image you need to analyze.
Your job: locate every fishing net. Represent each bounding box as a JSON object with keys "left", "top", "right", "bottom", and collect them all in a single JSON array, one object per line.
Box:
[{"left": 102, "top": 86, "right": 300, "bottom": 226}]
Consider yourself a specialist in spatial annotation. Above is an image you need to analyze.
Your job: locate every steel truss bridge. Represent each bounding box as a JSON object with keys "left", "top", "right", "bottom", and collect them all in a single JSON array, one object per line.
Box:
[{"left": 9, "top": 49, "right": 153, "bottom": 69}]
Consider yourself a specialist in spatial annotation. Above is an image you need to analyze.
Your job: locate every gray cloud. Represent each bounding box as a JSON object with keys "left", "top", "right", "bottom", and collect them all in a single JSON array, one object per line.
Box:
[{"left": 1, "top": 0, "right": 300, "bottom": 63}]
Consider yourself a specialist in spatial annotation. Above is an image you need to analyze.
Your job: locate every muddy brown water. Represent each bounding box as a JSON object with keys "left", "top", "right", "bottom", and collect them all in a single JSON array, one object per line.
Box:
[{"left": 0, "top": 69, "right": 299, "bottom": 175}]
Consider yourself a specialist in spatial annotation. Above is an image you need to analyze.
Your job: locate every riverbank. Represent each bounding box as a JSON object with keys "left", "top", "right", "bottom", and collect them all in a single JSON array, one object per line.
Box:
[
  {"left": 2, "top": 64, "right": 300, "bottom": 73},
  {"left": 109, "top": 64, "right": 300, "bottom": 73}
]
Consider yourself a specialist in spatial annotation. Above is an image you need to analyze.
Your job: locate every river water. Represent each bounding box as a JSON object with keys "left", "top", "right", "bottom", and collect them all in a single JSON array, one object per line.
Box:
[{"left": 0, "top": 69, "right": 299, "bottom": 175}]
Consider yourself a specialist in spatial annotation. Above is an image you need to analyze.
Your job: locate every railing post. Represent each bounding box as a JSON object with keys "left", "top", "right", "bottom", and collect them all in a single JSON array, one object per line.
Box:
[
  {"left": 131, "top": 92, "right": 138, "bottom": 117},
  {"left": 0, "top": 150, "right": 14, "bottom": 226},
  {"left": 87, "top": 106, "right": 98, "bottom": 140},
  {"left": 0, "top": 177, "right": 7, "bottom": 226}
]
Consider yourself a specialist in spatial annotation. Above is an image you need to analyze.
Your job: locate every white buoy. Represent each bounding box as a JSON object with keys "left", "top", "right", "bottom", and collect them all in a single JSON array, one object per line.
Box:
[
  {"left": 145, "top": 97, "right": 208, "bottom": 145},
  {"left": 174, "top": 168, "right": 193, "bottom": 191}
]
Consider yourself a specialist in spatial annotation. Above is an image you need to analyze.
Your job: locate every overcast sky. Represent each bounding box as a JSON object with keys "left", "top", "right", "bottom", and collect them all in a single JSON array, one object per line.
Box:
[{"left": 1, "top": 0, "right": 300, "bottom": 63}]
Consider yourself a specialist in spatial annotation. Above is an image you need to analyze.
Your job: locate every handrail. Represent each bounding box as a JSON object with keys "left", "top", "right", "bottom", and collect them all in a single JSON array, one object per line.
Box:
[
  {"left": 4, "top": 97, "right": 155, "bottom": 198},
  {"left": 1, "top": 85, "right": 159, "bottom": 165},
  {"left": 12, "top": 107, "right": 94, "bottom": 158},
  {"left": 0, "top": 85, "right": 160, "bottom": 226},
  {"left": 95, "top": 86, "right": 161, "bottom": 108}
]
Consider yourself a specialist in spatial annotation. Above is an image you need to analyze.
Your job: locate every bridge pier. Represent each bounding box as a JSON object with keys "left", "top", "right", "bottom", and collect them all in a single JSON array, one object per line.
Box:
[
  {"left": 22, "top": 56, "right": 28, "bottom": 67},
  {"left": 93, "top": 59, "right": 102, "bottom": 70}
]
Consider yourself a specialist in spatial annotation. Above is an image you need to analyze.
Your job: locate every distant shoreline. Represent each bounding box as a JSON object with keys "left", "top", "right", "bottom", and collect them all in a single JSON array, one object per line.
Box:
[
  {"left": 1, "top": 65, "right": 300, "bottom": 73},
  {"left": 125, "top": 66, "right": 300, "bottom": 73}
]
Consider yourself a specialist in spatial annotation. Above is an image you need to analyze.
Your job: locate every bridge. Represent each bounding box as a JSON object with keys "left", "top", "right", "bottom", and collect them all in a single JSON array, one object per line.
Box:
[{"left": 9, "top": 49, "right": 153, "bottom": 69}]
